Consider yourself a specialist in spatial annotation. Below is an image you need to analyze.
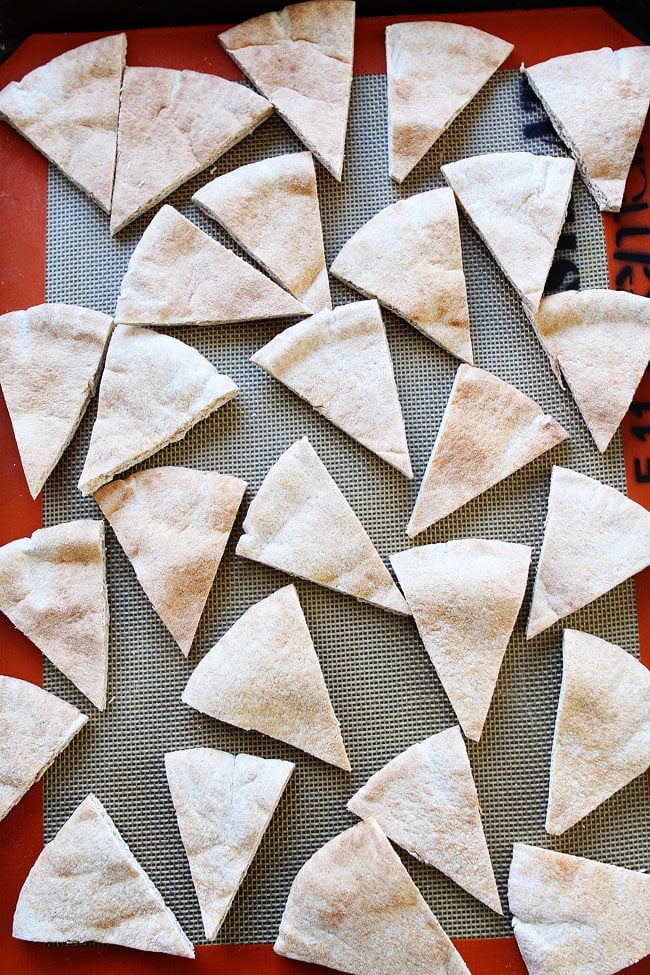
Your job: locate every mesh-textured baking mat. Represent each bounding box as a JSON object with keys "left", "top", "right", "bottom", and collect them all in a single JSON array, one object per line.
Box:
[{"left": 42, "top": 69, "right": 649, "bottom": 944}]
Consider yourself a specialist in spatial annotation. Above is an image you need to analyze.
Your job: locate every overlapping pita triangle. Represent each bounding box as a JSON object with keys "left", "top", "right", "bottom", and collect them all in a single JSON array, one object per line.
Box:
[
  {"left": 0, "top": 521, "right": 109, "bottom": 710},
  {"left": 524, "top": 46, "right": 650, "bottom": 211},
  {"left": 110, "top": 66, "right": 273, "bottom": 234},
  {"left": 235, "top": 437, "right": 410, "bottom": 615},
  {"left": 193, "top": 151, "right": 331, "bottom": 313},
  {"left": 386, "top": 21, "right": 513, "bottom": 182},
  {"left": 219, "top": 0, "right": 355, "bottom": 180},
  {"left": 391, "top": 540, "right": 531, "bottom": 740},
  {"left": 251, "top": 300, "right": 412, "bottom": 477},
  {"left": 182, "top": 585, "right": 350, "bottom": 770},
  {"left": 508, "top": 843, "right": 650, "bottom": 975},
  {"left": 442, "top": 152, "right": 575, "bottom": 314},
  {"left": 0, "top": 34, "right": 126, "bottom": 212},
  {"left": 13, "top": 793, "right": 194, "bottom": 957},
  {"left": 330, "top": 187, "right": 473, "bottom": 362},
  {"left": 114, "top": 205, "right": 307, "bottom": 326},
  {"left": 274, "top": 817, "right": 471, "bottom": 975},
  {"left": 527, "top": 466, "right": 650, "bottom": 639},
  {"left": 95, "top": 467, "right": 247, "bottom": 655},
  {"left": 0, "top": 676, "right": 88, "bottom": 821},
  {"left": 77, "top": 325, "right": 239, "bottom": 496},
  {"left": 165, "top": 748, "right": 294, "bottom": 939},
  {"left": 407, "top": 364, "right": 568, "bottom": 537}
]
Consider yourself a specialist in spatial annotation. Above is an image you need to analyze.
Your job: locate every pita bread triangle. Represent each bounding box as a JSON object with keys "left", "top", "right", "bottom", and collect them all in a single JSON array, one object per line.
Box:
[
  {"left": 165, "top": 748, "right": 294, "bottom": 939},
  {"left": 0, "top": 521, "right": 109, "bottom": 710},
  {"left": 533, "top": 289, "right": 650, "bottom": 452},
  {"left": 348, "top": 726, "right": 502, "bottom": 912},
  {"left": 218, "top": 1, "right": 355, "bottom": 181},
  {"left": 251, "top": 300, "right": 413, "bottom": 477},
  {"left": 508, "top": 843, "right": 650, "bottom": 975},
  {"left": 193, "top": 151, "right": 331, "bottom": 313},
  {"left": 527, "top": 466, "right": 650, "bottom": 639},
  {"left": 13, "top": 793, "right": 194, "bottom": 957},
  {"left": 546, "top": 629, "right": 650, "bottom": 835},
  {"left": 77, "top": 324, "right": 239, "bottom": 496},
  {"left": 114, "top": 205, "right": 308, "bottom": 326},
  {"left": 524, "top": 46, "right": 650, "bottom": 212},
  {"left": 235, "top": 437, "right": 410, "bottom": 615},
  {"left": 95, "top": 467, "right": 247, "bottom": 656},
  {"left": 0, "top": 34, "right": 126, "bottom": 212},
  {"left": 391, "top": 540, "right": 531, "bottom": 740},
  {"left": 406, "top": 364, "right": 568, "bottom": 537},
  {"left": 182, "top": 585, "right": 350, "bottom": 770},
  {"left": 330, "top": 187, "right": 473, "bottom": 362},
  {"left": 0, "top": 676, "right": 88, "bottom": 821},
  {"left": 274, "top": 817, "right": 471, "bottom": 975},
  {"left": 442, "top": 152, "right": 575, "bottom": 314},
  {"left": 386, "top": 22, "right": 513, "bottom": 182}
]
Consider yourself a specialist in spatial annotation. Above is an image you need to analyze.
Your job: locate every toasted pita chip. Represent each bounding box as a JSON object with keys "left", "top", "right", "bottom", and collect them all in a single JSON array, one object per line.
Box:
[
  {"left": 0, "top": 34, "right": 126, "bottom": 212},
  {"left": 387, "top": 22, "right": 513, "bottom": 182},
  {"left": 182, "top": 585, "right": 350, "bottom": 770},
  {"left": 527, "top": 466, "right": 650, "bottom": 639},
  {"left": 330, "top": 187, "right": 473, "bottom": 362},
  {"left": 524, "top": 47, "right": 650, "bottom": 212},
  {"left": 235, "top": 437, "right": 410, "bottom": 615},
  {"left": 0, "top": 303, "right": 113, "bottom": 498},
  {"left": 13, "top": 793, "right": 194, "bottom": 957},
  {"left": 165, "top": 748, "right": 294, "bottom": 939},
  {"left": 533, "top": 289, "right": 650, "bottom": 452},
  {"left": 251, "top": 300, "right": 412, "bottom": 477},
  {"left": 219, "top": 1, "right": 355, "bottom": 180},
  {"left": 275, "top": 817, "right": 471, "bottom": 975},
  {"left": 0, "top": 676, "right": 87, "bottom": 821},
  {"left": 193, "top": 151, "right": 331, "bottom": 313},
  {"left": 0, "top": 521, "right": 108, "bottom": 710},
  {"left": 442, "top": 152, "right": 575, "bottom": 313},
  {"left": 508, "top": 843, "right": 650, "bottom": 975},
  {"left": 407, "top": 364, "right": 568, "bottom": 537},
  {"left": 391, "top": 540, "right": 531, "bottom": 739},
  {"left": 77, "top": 325, "right": 239, "bottom": 496},
  {"left": 348, "top": 726, "right": 502, "bottom": 912},
  {"left": 95, "top": 467, "right": 246, "bottom": 655}
]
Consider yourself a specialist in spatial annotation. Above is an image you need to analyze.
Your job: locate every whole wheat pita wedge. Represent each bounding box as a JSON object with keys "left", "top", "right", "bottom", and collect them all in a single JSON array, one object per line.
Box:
[
  {"left": 0, "top": 304, "right": 114, "bottom": 498},
  {"left": 387, "top": 22, "right": 513, "bottom": 183},
  {"left": 533, "top": 289, "right": 650, "bottom": 452},
  {"left": 391, "top": 540, "right": 531, "bottom": 740},
  {"left": 275, "top": 817, "right": 471, "bottom": 975},
  {"left": 508, "top": 843, "right": 650, "bottom": 975},
  {"left": 0, "top": 521, "right": 109, "bottom": 710},
  {"left": 182, "top": 585, "right": 350, "bottom": 770},
  {"left": 114, "top": 205, "right": 308, "bottom": 326},
  {"left": 527, "top": 466, "right": 650, "bottom": 639},
  {"left": 235, "top": 437, "right": 410, "bottom": 615},
  {"left": 77, "top": 325, "right": 239, "bottom": 496},
  {"left": 442, "top": 152, "right": 575, "bottom": 314},
  {"left": 251, "top": 300, "right": 412, "bottom": 477},
  {"left": 13, "top": 793, "right": 194, "bottom": 957},
  {"left": 524, "top": 47, "right": 650, "bottom": 212},
  {"left": 0, "top": 676, "right": 87, "bottom": 822},
  {"left": 219, "top": 1, "right": 355, "bottom": 181},
  {"left": 165, "top": 748, "right": 294, "bottom": 939},
  {"left": 407, "top": 364, "right": 568, "bottom": 537},
  {"left": 95, "top": 467, "right": 247, "bottom": 656},
  {"left": 0, "top": 34, "right": 126, "bottom": 212},
  {"left": 193, "top": 151, "right": 331, "bottom": 313},
  {"left": 110, "top": 67, "right": 273, "bottom": 235},
  {"left": 348, "top": 726, "right": 502, "bottom": 912},
  {"left": 330, "top": 187, "right": 473, "bottom": 362}
]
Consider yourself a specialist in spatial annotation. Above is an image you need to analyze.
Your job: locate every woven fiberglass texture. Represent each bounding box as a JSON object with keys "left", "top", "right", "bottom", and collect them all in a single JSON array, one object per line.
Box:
[{"left": 43, "top": 70, "right": 649, "bottom": 944}]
